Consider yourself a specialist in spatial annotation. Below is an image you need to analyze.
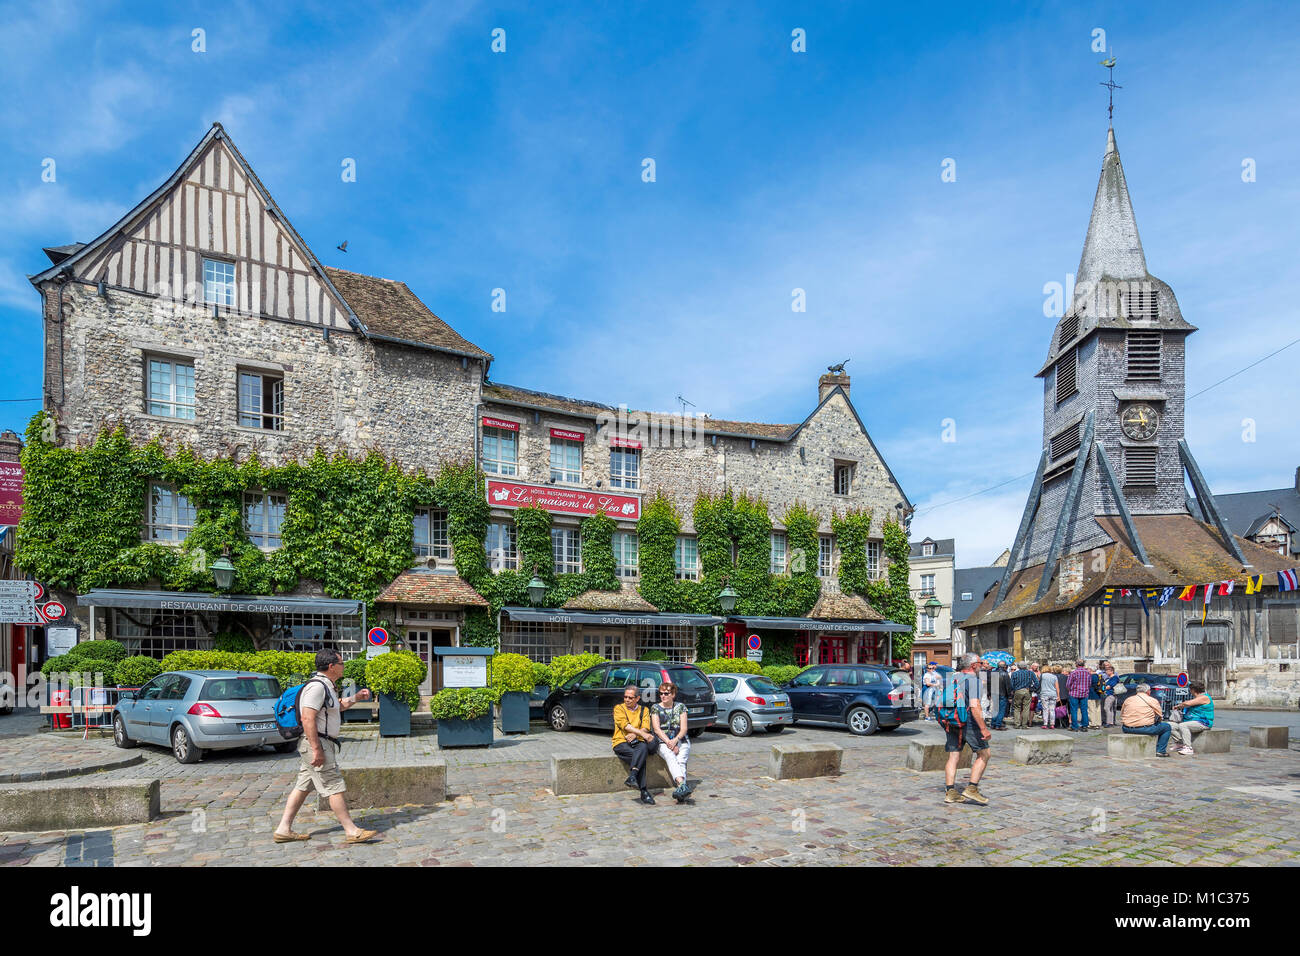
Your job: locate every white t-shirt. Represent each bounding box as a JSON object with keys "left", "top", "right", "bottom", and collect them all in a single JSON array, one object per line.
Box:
[{"left": 299, "top": 674, "right": 340, "bottom": 738}]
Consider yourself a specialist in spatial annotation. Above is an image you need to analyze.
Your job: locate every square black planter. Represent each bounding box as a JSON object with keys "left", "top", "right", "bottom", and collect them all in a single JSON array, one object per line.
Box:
[
  {"left": 378, "top": 693, "right": 411, "bottom": 737},
  {"left": 436, "top": 713, "right": 494, "bottom": 747},
  {"left": 497, "top": 691, "right": 530, "bottom": 734}
]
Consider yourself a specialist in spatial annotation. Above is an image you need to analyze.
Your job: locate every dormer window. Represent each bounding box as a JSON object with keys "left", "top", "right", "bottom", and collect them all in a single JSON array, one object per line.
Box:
[
  {"left": 833, "top": 462, "right": 853, "bottom": 496},
  {"left": 1058, "top": 313, "right": 1080, "bottom": 349},
  {"left": 922, "top": 541, "right": 935, "bottom": 557},
  {"left": 1121, "top": 286, "right": 1159, "bottom": 322}
]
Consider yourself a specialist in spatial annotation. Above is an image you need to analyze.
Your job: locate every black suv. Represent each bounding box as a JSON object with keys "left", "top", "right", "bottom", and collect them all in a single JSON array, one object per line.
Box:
[{"left": 544, "top": 661, "right": 716, "bottom": 735}]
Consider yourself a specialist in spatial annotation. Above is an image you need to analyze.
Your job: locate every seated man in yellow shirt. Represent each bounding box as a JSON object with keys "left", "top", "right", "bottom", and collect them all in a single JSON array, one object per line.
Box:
[{"left": 612, "top": 685, "right": 658, "bottom": 805}]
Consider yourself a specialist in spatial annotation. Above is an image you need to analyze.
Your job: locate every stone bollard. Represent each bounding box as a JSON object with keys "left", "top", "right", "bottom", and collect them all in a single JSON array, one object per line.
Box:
[
  {"left": 1249, "top": 726, "right": 1288, "bottom": 750},
  {"left": 906, "top": 741, "right": 971, "bottom": 772},
  {"left": 768, "top": 742, "right": 842, "bottom": 779},
  {"left": 1012, "top": 733, "right": 1073, "bottom": 764},
  {"left": 1107, "top": 733, "right": 1157, "bottom": 759}
]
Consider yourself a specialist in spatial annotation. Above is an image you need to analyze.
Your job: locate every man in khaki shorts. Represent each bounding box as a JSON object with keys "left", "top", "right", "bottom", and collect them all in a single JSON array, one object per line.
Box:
[{"left": 274, "top": 649, "right": 379, "bottom": 844}]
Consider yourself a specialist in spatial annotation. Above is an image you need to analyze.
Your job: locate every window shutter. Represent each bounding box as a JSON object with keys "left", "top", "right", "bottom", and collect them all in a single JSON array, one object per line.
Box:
[
  {"left": 1055, "top": 349, "right": 1078, "bottom": 405},
  {"left": 1124, "top": 447, "right": 1158, "bottom": 488},
  {"left": 1126, "top": 332, "right": 1162, "bottom": 381}
]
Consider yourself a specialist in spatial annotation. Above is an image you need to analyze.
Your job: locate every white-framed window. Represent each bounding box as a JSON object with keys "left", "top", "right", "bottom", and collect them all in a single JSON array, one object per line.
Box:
[
  {"left": 482, "top": 426, "right": 518, "bottom": 476},
  {"left": 922, "top": 542, "right": 935, "bottom": 556},
  {"left": 414, "top": 508, "right": 451, "bottom": 560},
  {"left": 582, "top": 633, "right": 622, "bottom": 660},
  {"left": 770, "top": 532, "right": 787, "bottom": 575},
  {"left": 633, "top": 624, "right": 694, "bottom": 663},
  {"left": 146, "top": 357, "right": 195, "bottom": 420},
  {"left": 237, "top": 369, "right": 284, "bottom": 431},
  {"left": 920, "top": 611, "right": 938, "bottom": 634},
  {"left": 921, "top": 573, "right": 936, "bottom": 595},
  {"left": 146, "top": 483, "right": 195, "bottom": 542},
  {"left": 113, "top": 609, "right": 208, "bottom": 659},
  {"left": 203, "top": 258, "right": 235, "bottom": 306},
  {"left": 500, "top": 620, "right": 568, "bottom": 663},
  {"left": 271, "top": 614, "right": 361, "bottom": 652},
  {"left": 961, "top": 591, "right": 973, "bottom": 601},
  {"left": 866, "top": 540, "right": 881, "bottom": 579},
  {"left": 834, "top": 463, "right": 853, "bottom": 496},
  {"left": 818, "top": 536, "right": 834, "bottom": 577},
  {"left": 485, "top": 521, "right": 517, "bottom": 571},
  {"left": 244, "top": 491, "right": 287, "bottom": 549},
  {"left": 613, "top": 531, "right": 639, "bottom": 578},
  {"left": 552, "top": 527, "right": 582, "bottom": 574},
  {"left": 610, "top": 447, "right": 640, "bottom": 489},
  {"left": 550, "top": 438, "right": 583, "bottom": 484},
  {"left": 674, "top": 536, "right": 699, "bottom": 581}
]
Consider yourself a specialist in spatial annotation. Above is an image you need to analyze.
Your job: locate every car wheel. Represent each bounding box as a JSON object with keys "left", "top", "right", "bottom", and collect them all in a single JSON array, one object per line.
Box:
[
  {"left": 273, "top": 741, "right": 297, "bottom": 753},
  {"left": 687, "top": 728, "right": 704, "bottom": 739},
  {"left": 112, "top": 714, "right": 137, "bottom": 749},
  {"left": 548, "top": 704, "right": 570, "bottom": 732},
  {"left": 172, "top": 724, "right": 203, "bottom": 764},
  {"left": 846, "top": 706, "right": 879, "bottom": 736},
  {"left": 764, "top": 725, "right": 785, "bottom": 734},
  {"left": 729, "top": 712, "right": 753, "bottom": 737}
]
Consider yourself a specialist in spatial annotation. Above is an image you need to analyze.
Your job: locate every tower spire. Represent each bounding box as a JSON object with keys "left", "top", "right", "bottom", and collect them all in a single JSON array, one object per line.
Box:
[{"left": 1076, "top": 124, "right": 1147, "bottom": 284}]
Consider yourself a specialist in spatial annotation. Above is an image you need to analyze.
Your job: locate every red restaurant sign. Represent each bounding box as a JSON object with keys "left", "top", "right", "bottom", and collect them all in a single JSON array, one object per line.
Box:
[
  {"left": 0, "top": 463, "right": 21, "bottom": 526},
  {"left": 609, "top": 436, "right": 642, "bottom": 449},
  {"left": 482, "top": 416, "right": 519, "bottom": 432},
  {"left": 549, "top": 428, "right": 585, "bottom": 442},
  {"left": 486, "top": 479, "right": 640, "bottom": 520}
]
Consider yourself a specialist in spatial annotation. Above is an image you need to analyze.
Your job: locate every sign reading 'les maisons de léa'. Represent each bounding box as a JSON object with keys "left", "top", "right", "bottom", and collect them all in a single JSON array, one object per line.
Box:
[{"left": 485, "top": 479, "right": 641, "bottom": 521}]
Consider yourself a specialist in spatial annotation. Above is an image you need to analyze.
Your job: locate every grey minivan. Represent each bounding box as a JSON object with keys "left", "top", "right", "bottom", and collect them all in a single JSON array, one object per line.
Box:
[
  {"left": 708, "top": 673, "right": 793, "bottom": 736},
  {"left": 113, "top": 670, "right": 294, "bottom": 764}
]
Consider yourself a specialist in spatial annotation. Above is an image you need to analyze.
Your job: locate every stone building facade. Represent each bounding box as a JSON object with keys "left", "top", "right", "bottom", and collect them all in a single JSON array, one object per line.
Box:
[{"left": 27, "top": 124, "right": 913, "bottom": 667}]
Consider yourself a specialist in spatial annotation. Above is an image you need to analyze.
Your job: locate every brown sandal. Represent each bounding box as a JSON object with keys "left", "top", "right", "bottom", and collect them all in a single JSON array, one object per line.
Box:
[
  {"left": 344, "top": 829, "right": 380, "bottom": 844},
  {"left": 273, "top": 831, "right": 311, "bottom": 843}
]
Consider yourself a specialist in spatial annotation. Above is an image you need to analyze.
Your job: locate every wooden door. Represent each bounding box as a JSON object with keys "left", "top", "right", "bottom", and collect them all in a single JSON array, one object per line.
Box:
[{"left": 1184, "top": 622, "right": 1228, "bottom": 697}]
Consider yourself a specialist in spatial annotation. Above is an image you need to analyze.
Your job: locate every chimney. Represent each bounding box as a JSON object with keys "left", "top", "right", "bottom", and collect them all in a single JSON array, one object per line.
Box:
[
  {"left": 0, "top": 430, "right": 21, "bottom": 463},
  {"left": 818, "top": 372, "right": 850, "bottom": 404}
]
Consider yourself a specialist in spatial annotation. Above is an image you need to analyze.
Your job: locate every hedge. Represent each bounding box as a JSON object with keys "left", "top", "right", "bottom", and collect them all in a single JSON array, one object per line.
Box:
[{"left": 158, "top": 650, "right": 317, "bottom": 690}]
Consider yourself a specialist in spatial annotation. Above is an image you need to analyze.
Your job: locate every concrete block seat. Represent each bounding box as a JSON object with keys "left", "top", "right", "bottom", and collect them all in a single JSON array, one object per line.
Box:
[
  {"left": 316, "top": 762, "right": 447, "bottom": 810},
  {"left": 1249, "top": 726, "right": 1289, "bottom": 749},
  {"left": 1107, "top": 733, "right": 1158, "bottom": 759},
  {"left": 1012, "top": 733, "right": 1073, "bottom": 764},
  {"left": 0, "top": 779, "right": 160, "bottom": 831},
  {"left": 768, "top": 743, "right": 842, "bottom": 779},
  {"left": 906, "top": 741, "right": 972, "bottom": 772},
  {"left": 1193, "top": 727, "right": 1232, "bottom": 754},
  {"left": 551, "top": 755, "right": 675, "bottom": 796}
]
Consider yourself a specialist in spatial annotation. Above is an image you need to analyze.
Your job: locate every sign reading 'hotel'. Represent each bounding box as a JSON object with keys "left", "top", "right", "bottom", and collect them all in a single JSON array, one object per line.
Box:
[{"left": 486, "top": 479, "right": 641, "bottom": 520}]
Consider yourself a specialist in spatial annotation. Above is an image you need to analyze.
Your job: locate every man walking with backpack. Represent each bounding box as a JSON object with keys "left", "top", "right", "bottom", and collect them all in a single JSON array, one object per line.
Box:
[
  {"left": 274, "top": 650, "right": 379, "bottom": 844},
  {"left": 938, "top": 652, "right": 992, "bottom": 806}
]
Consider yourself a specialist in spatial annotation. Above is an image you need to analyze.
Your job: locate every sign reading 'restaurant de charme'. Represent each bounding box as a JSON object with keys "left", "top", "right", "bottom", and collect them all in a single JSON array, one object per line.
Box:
[
  {"left": 0, "top": 462, "right": 22, "bottom": 526},
  {"left": 486, "top": 479, "right": 640, "bottom": 520}
]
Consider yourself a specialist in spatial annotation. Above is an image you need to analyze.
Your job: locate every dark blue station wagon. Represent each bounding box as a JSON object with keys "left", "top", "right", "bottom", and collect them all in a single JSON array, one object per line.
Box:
[{"left": 781, "top": 664, "right": 919, "bottom": 735}]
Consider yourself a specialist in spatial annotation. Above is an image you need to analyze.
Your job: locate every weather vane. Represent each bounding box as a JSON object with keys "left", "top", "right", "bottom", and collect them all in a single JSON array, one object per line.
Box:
[{"left": 1099, "top": 52, "right": 1120, "bottom": 124}]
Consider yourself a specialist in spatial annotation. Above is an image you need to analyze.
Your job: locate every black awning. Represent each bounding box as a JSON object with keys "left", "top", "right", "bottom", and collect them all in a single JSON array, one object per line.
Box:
[
  {"left": 502, "top": 606, "right": 723, "bottom": 627},
  {"left": 728, "top": 615, "right": 912, "bottom": 633},
  {"left": 78, "top": 589, "right": 363, "bottom": 617}
]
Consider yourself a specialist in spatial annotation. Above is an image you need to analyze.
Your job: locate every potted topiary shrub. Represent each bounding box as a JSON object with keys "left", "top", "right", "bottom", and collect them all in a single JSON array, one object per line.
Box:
[
  {"left": 341, "top": 657, "right": 374, "bottom": 723},
  {"left": 490, "top": 653, "right": 537, "bottom": 733},
  {"left": 429, "top": 686, "right": 496, "bottom": 747},
  {"left": 529, "top": 661, "right": 554, "bottom": 720},
  {"left": 365, "top": 650, "right": 426, "bottom": 737}
]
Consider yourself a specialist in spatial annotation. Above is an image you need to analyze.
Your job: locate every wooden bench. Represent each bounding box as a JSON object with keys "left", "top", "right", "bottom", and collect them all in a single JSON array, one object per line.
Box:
[
  {"left": 768, "top": 743, "right": 842, "bottom": 779},
  {"left": 1249, "top": 725, "right": 1289, "bottom": 749},
  {"left": 1012, "top": 733, "right": 1073, "bottom": 764},
  {"left": 550, "top": 755, "right": 675, "bottom": 795}
]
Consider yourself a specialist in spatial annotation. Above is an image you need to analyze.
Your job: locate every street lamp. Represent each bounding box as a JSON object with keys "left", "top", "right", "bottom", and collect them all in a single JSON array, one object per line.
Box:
[
  {"left": 211, "top": 548, "right": 236, "bottom": 591},
  {"left": 527, "top": 565, "right": 547, "bottom": 607},
  {"left": 923, "top": 595, "right": 942, "bottom": 631},
  {"left": 717, "top": 578, "right": 738, "bottom": 614}
]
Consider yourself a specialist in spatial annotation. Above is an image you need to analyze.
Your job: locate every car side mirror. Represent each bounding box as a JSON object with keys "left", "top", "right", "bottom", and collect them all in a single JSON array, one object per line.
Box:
[{"left": 118, "top": 691, "right": 135, "bottom": 701}]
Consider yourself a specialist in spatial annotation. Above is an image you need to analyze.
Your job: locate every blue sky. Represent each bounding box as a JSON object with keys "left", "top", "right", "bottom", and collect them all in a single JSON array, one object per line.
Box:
[{"left": 1, "top": 1, "right": 1297, "bottom": 565}]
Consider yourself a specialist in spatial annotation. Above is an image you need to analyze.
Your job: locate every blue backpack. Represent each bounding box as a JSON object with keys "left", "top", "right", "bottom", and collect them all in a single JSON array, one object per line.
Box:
[
  {"left": 935, "top": 673, "right": 972, "bottom": 729},
  {"left": 274, "top": 677, "right": 335, "bottom": 741}
]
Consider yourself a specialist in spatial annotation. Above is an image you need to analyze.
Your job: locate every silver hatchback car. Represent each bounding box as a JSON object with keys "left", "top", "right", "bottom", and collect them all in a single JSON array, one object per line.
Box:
[
  {"left": 708, "top": 673, "right": 793, "bottom": 736},
  {"left": 113, "top": 670, "right": 294, "bottom": 764}
]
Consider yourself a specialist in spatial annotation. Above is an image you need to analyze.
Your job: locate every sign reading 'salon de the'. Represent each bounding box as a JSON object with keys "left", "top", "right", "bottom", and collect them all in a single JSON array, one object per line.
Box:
[{"left": 486, "top": 479, "right": 640, "bottom": 521}]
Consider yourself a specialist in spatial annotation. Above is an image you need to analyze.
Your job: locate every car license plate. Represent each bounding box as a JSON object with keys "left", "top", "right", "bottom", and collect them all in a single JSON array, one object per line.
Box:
[
  {"left": 241, "top": 722, "right": 275, "bottom": 732},
  {"left": 688, "top": 707, "right": 706, "bottom": 715},
  {"left": 773, "top": 701, "right": 787, "bottom": 707}
]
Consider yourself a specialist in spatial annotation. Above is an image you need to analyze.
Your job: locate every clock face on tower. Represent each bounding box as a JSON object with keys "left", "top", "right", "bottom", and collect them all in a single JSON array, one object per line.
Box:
[{"left": 1121, "top": 403, "right": 1159, "bottom": 441}]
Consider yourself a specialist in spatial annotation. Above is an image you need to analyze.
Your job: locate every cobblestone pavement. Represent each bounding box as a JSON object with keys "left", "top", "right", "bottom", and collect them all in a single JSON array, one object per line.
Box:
[
  {"left": 0, "top": 733, "right": 145, "bottom": 782},
  {"left": 1, "top": 719, "right": 1297, "bottom": 867}
]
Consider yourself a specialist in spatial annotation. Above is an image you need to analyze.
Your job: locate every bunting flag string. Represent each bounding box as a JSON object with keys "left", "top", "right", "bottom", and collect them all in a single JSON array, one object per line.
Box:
[
  {"left": 1096, "top": 568, "right": 1299, "bottom": 611},
  {"left": 1246, "top": 575, "right": 1265, "bottom": 594},
  {"left": 1137, "top": 588, "right": 1149, "bottom": 617},
  {"left": 1102, "top": 588, "right": 1116, "bottom": 606},
  {"left": 1158, "top": 587, "right": 1176, "bottom": 606},
  {"left": 1280, "top": 569, "right": 1299, "bottom": 591},
  {"left": 1177, "top": 585, "right": 1196, "bottom": 601}
]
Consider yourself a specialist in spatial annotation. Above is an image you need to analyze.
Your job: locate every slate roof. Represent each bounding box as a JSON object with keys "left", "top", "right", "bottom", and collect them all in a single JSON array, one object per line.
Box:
[
  {"left": 807, "top": 590, "right": 885, "bottom": 621},
  {"left": 1189, "top": 478, "right": 1300, "bottom": 557},
  {"left": 325, "top": 267, "right": 492, "bottom": 362},
  {"left": 481, "top": 382, "right": 797, "bottom": 440},
  {"left": 909, "top": 538, "right": 955, "bottom": 559},
  {"left": 375, "top": 569, "right": 489, "bottom": 607},
  {"left": 562, "top": 586, "right": 659, "bottom": 612},
  {"left": 963, "top": 513, "right": 1295, "bottom": 628},
  {"left": 952, "top": 566, "right": 1005, "bottom": 624}
]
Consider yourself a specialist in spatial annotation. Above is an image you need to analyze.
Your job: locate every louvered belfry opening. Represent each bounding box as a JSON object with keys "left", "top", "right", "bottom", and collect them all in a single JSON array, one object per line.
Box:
[
  {"left": 1124, "top": 446, "right": 1158, "bottom": 488},
  {"left": 1121, "top": 285, "right": 1159, "bottom": 322},
  {"left": 1126, "top": 331, "right": 1162, "bottom": 381},
  {"left": 1050, "top": 420, "right": 1082, "bottom": 460},
  {"left": 1058, "top": 312, "right": 1080, "bottom": 350},
  {"left": 1055, "top": 348, "right": 1078, "bottom": 405}
]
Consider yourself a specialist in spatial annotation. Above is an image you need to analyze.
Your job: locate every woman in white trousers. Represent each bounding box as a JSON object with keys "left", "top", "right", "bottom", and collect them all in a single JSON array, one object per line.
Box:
[{"left": 653, "top": 682, "right": 693, "bottom": 803}]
